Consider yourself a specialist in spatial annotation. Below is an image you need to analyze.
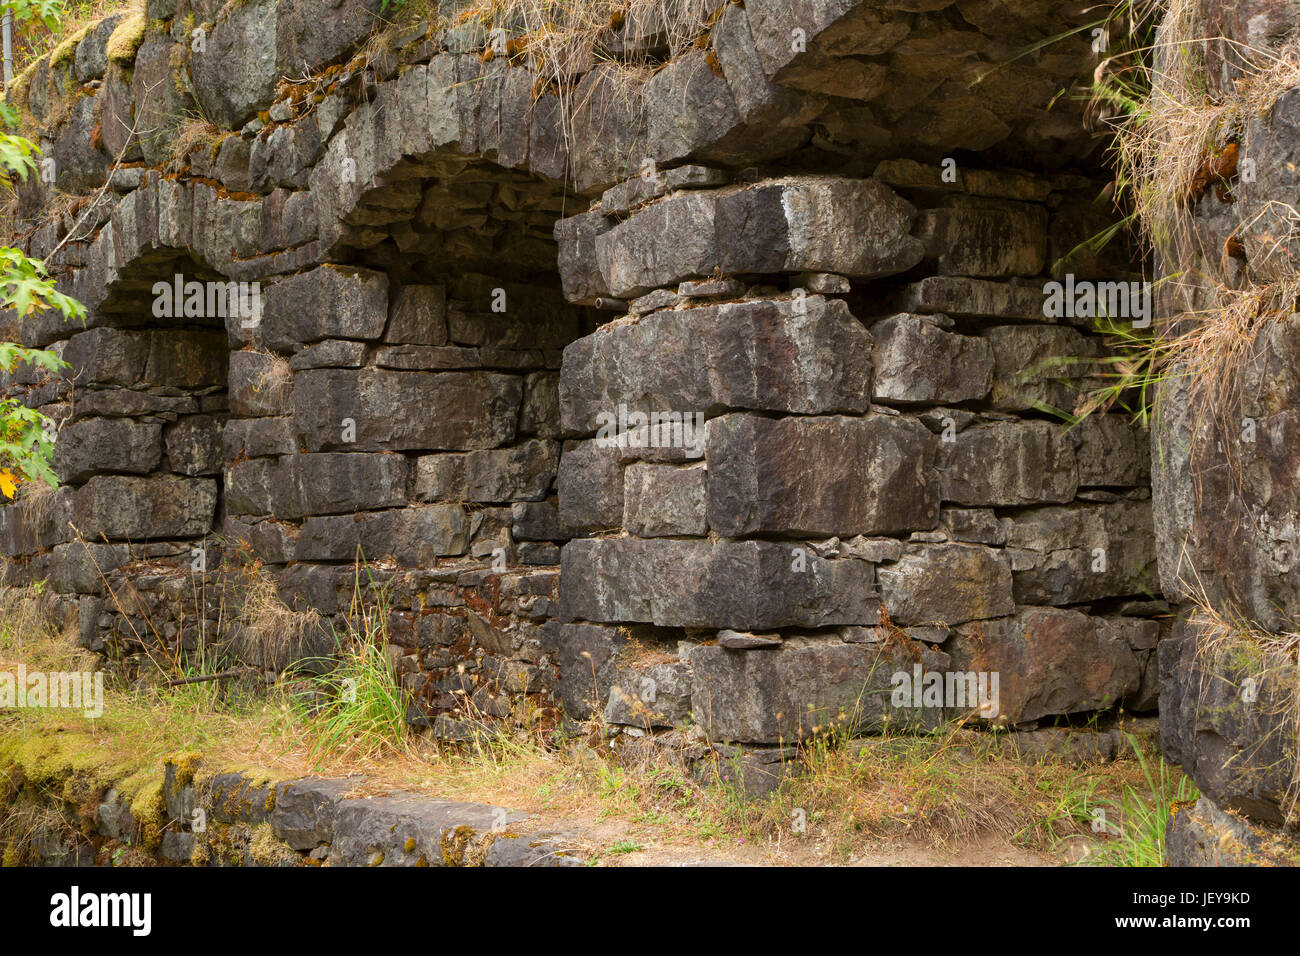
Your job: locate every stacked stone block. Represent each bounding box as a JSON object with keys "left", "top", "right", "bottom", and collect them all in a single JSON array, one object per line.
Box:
[
  {"left": 1147, "top": 0, "right": 1300, "bottom": 862},
  {"left": 0, "top": 0, "right": 1163, "bottom": 772},
  {"left": 550, "top": 167, "right": 1159, "bottom": 751},
  {"left": 218, "top": 262, "right": 578, "bottom": 727}
]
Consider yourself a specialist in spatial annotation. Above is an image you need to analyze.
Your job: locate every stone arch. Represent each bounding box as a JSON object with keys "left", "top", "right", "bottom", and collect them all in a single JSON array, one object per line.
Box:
[
  {"left": 2, "top": 0, "right": 1165, "bottom": 751},
  {"left": 236, "top": 135, "right": 592, "bottom": 729},
  {"left": 3, "top": 224, "right": 235, "bottom": 668}
]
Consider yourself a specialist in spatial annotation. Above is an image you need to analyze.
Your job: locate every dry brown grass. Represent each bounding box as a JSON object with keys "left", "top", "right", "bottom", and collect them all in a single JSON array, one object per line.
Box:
[
  {"left": 0, "top": 585, "right": 93, "bottom": 672},
  {"left": 458, "top": 0, "right": 716, "bottom": 67},
  {"left": 0, "top": 579, "right": 1181, "bottom": 864},
  {"left": 228, "top": 563, "right": 321, "bottom": 673},
  {"left": 249, "top": 349, "right": 292, "bottom": 407},
  {"left": 1180, "top": 575, "right": 1300, "bottom": 826},
  {"left": 1100, "top": 0, "right": 1300, "bottom": 416},
  {"left": 13, "top": 478, "right": 58, "bottom": 534},
  {"left": 167, "top": 116, "right": 223, "bottom": 169}
]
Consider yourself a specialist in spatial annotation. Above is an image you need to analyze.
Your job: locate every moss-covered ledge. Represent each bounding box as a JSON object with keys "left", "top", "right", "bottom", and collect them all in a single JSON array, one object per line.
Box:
[{"left": 0, "top": 733, "right": 582, "bottom": 867}]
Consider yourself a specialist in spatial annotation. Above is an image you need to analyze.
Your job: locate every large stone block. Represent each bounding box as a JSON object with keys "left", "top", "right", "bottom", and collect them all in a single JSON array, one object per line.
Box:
[
  {"left": 73, "top": 475, "right": 217, "bottom": 540},
  {"left": 293, "top": 369, "right": 521, "bottom": 452},
  {"left": 276, "top": 0, "right": 385, "bottom": 76},
  {"left": 744, "top": 0, "right": 907, "bottom": 82},
  {"left": 260, "top": 265, "right": 388, "bottom": 350},
  {"left": 51, "top": 94, "right": 108, "bottom": 193},
  {"left": 165, "top": 416, "right": 223, "bottom": 477},
  {"left": 74, "top": 13, "right": 122, "bottom": 81},
  {"left": 414, "top": 440, "right": 559, "bottom": 504},
  {"left": 936, "top": 420, "right": 1077, "bottom": 506},
  {"left": 594, "top": 191, "right": 716, "bottom": 299},
  {"left": 271, "top": 453, "right": 408, "bottom": 518},
  {"left": 190, "top": 0, "right": 278, "bottom": 129},
  {"left": 1153, "top": 318, "right": 1300, "bottom": 626},
  {"left": 132, "top": 38, "right": 192, "bottom": 166},
  {"left": 690, "top": 637, "right": 950, "bottom": 744},
  {"left": 1167, "top": 797, "right": 1300, "bottom": 866},
  {"left": 65, "top": 328, "right": 226, "bottom": 388},
  {"left": 61, "top": 328, "right": 146, "bottom": 386},
  {"left": 646, "top": 51, "right": 743, "bottom": 164},
  {"left": 914, "top": 198, "right": 1048, "bottom": 278},
  {"left": 900, "top": 276, "right": 1045, "bottom": 321},
  {"left": 223, "top": 417, "right": 297, "bottom": 459},
  {"left": 604, "top": 658, "right": 693, "bottom": 729},
  {"left": 296, "top": 505, "right": 470, "bottom": 564},
  {"left": 719, "top": 175, "right": 924, "bottom": 279},
  {"left": 553, "top": 211, "right": 613, "bottom": 305},
  {"left": 568, "top": 63, "right": 649, "bottom": 191},
  {"left": 878, "top": 543, "right": 1014, "bottom": 627},
  {"left": 144, "top": 330, "right": 229, "bottom": 388},
  {"left": 1159, "top": 614, "right": 1297, "bottom": 824},
  {"left": 706, "top": 413, "right": 939, "bottom": 537},
  {"left": 226, "top": 458, "right": 275, "bottom": 516},
  {"left": 1071, "top": 414, "right": 1150, "bottom": 487},
  {"left": 624, "top": 463, "right": 707, "bottom": 537},
  {"left": 870, "top": 313, "right": 993, "bottom": 404},
  {"left": 0, "top": 487, "right": 75, "bottom": 556},
  {"left": 385, "top": 285, "right": 448, "bottom": 346},
  {"left": 560, "top": 296, "right": 872, "bottom": 433},
  {"left": 1002, "top": 501, "right": 1157, "bottom": 605},
  {"left": 511, "top": 500, "right": 567, "bottom": 543},
  {"left": 584, "top": 176, "right": 922, "bottom": 299},
  {"left": 556, "top": 439, "right": 624, "bottom": 533},
  {"left": 54, "top": 418, "right": 161, "bottom": 484},
  {"left": 560, "top": 537, "right": 878, "bottom": 630},
  {"left": 982, "top": 325, "right": 1105, "bottom": 414},
  {"left": 711, "top": 2, "right": 818, "bottom": 125},
  {"left": 446, "top": 305, "right": 578, "bottom": 351},
  {"left": 248, "top": 119, "right": 323, "bottom": 191},
  {"left": 520, "top": 371, "right": 560, "bottom": 439},
  {"left": 1239, "top": 87, "right": 1300, "bottom": 281},
  {"left": 947, "top": 608, "right": 1144, "bottom": 725},
  {"left": 540, "top": 621, "right": 629, "bottom": 721}
]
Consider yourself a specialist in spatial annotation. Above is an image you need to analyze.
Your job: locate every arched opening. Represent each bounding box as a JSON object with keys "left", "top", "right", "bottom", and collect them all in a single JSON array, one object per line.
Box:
[
  {"left": 3, "top": 248, "right": 232, "bottom": 675},
  {"left": 226, "top": 146, "right": 595, "bottom": 733}
]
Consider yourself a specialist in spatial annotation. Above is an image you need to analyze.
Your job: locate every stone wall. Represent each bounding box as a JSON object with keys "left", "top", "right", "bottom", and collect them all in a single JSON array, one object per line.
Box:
[
  {"left": 548, "top": 165, "right": 1160, "bottom": 755},
  {"left": 1146, "top": 0, "right": 1300, "bottom": 862},
  {"left": 2, "top": 1, "right": 1163, "bottom": 771},
  {"left": 0, "top": 743, "right": 583, "bottom": 866}
]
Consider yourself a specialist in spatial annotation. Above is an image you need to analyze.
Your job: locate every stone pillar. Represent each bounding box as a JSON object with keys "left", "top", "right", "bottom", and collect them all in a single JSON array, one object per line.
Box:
[{"left": 552, "top": 169, "right": 1158, "bottom": 767}]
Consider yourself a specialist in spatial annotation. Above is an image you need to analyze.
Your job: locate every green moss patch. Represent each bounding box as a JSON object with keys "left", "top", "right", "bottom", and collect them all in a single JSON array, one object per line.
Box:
[{"left": 105, "top": 12, "right": 148, "bottom": 67}]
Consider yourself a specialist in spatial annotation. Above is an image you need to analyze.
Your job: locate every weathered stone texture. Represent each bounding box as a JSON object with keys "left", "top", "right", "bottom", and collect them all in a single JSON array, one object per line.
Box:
[
  {"left": 878, "top": 543, "right": 1014, "bottom": 627},
  {"left": 54, "top": 418, "right": 162, "bottom": 483},
  {"left": 73, "top": 475, "right": 218, "bottom": 540},
  {"left": 936, "top": 421, "right": 1077, "bottom": 507},
  {"left": 690, "top": 638, "right": 949, "bottom": 744},
  {"left": 3, "top": 0, "right": 1166, "bottom": 763},
  {"left": 706, "top": 413, "right": 938, "bottom": 537},
  {"left": 871, "top": 314, "right": 993, "bottom": 404},
  {"left": 293, "top": 369, "right": 521, "bottom": 452},
  {"left": 561, "top": 538, "right": 878, "bottom": 631},
  {"left": 1003, "top": 502, "right": 1157, "bottom": 605},
  {"left": 573, "top": 177, "right": 923, "bottom": 300},
  {"left": 560, "top": 296, "right": 873, "bottom": 433},
  {"left": 947, "top": 608, "right": 1144, "bottom": 725}
]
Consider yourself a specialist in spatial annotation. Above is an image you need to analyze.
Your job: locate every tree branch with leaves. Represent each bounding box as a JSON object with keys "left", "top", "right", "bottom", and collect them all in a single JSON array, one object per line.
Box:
[{"left": 0, "top": 0, "right": 86, "bottom": 499}]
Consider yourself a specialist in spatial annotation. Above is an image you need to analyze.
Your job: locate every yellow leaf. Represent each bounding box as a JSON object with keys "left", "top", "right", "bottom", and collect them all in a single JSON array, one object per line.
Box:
[{"left": 0, "top": 470, "right": 18, "bottom": 499}]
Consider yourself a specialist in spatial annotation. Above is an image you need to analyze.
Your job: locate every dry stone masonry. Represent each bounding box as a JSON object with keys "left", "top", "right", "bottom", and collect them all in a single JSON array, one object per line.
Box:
[
  {"left": 1148, "top": 0, "right": 1300, "bottom": 865},
  {"left": 2, "top": 0, "right": 1176, "bottom": 807}
]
